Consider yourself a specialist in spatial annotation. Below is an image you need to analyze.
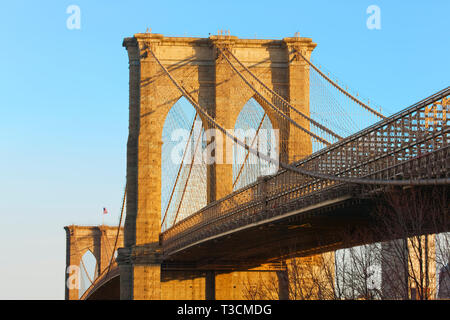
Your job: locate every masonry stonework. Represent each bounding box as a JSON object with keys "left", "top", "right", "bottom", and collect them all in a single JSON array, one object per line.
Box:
[
  {"left": 119, "top": 33, "right": 318, "bottom": 300},
  {"left": 64, "top": 225, "right": 124, "bottom": 300}
]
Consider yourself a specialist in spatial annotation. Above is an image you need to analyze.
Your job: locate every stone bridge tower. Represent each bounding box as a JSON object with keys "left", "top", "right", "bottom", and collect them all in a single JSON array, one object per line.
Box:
[
  {"left": 64, "top": 225, "right": 124, "bottom": 300},
  {"left": 119, "top": 33, "right": 316, "bottom": 300}
]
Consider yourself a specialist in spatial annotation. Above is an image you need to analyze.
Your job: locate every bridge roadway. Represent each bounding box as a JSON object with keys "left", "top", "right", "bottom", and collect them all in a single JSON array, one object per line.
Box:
[{"left": 159, "top": 87, "right": 449, "bottom": 269}]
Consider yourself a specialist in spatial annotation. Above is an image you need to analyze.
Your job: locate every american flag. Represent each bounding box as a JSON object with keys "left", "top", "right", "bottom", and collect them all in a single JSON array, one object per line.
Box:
[{"left": 103, "top": 207, "right": 108, "bottom": 214}]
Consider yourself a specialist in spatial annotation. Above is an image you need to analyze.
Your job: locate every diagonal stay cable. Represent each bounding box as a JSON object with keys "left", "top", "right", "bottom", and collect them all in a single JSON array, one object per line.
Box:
[
  {"left": 146, "top": 45, "right": 449, "bottom": 186},
  {"left": 294, "top": 49, "right": 386, "bottom": 120},
  {"left": 225, "top": 48, "right": 342, "bottom": 141},
  {"left": 172, "top": 113, "right": 203, "bottom": 226},
  {"left": 75, "top": 184, "right": 127, "bottom": 297},
  {"left": 216, "top": 47, "right": 332, "bottom": 146},
  {"left": 106, "top": 183, "right": 127, "bottom": 275},
  {"left": 80, "top": 257, "right": 94, "bottom": 285},
  {"left": 233, "top": 113, "right": 267, "bottom": 189},
  {"left": 161, "top": 113, "right": 198, "bottom": 227}
]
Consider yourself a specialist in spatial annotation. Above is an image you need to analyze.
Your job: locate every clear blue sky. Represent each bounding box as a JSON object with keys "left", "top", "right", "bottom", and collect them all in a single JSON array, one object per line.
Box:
[{"left": 0, "top": 0, "right": 448, "bottom": 299}]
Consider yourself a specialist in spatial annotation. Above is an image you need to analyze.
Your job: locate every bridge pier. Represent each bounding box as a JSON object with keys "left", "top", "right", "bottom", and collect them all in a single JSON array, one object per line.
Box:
[
  {"left": 118, "top": 255, "right": 286, "bottom": 300},
  {"left": 118, "top": 245, "right": 209, "bottom": 300},
  {"left": 133, "top": 265, "right": 162, "bottom": 299},
  {"left": 284, "top": 37, "right": 315, "bottom": 163},
  {"left": 120, "top": 33, "right": 318, "bottom": 300},
  {"left": 277, "top": 269, "right": 289, "bottom": 300},
  {"left": 205, "top": 271, "right": 215, "bottom": 300},
  {"left": 118, "top": 259, "right": 133, "bottom": 300},
  {"left": 117, "top": 244, "right": 163, "bottom": 300}
]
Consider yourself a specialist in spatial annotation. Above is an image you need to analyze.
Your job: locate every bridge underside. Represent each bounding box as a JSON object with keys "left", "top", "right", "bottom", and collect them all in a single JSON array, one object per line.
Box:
[
  {"left": 163, "top": 185, "right": 450, "bottom": 271},
  {"left": 163, "top": 196, "right": 375, "bottom": 270},
  {"left": 86, "top": 275, "right": 120, "bottom": 300},
  {"left": 85, "top": 187, "right": 448, "bottom": 299}
]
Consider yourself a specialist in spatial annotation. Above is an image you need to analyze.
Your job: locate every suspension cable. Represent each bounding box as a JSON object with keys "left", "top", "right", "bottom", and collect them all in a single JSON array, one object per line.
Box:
[
  {"left": 294, "top": 49, "right": 386, "bottom": 119},
  {"left": 233, "top": 113, "right": 267, "bottom": 189},
  {"left": 80, "top": 257, "right": 94, "bottom": 284},
  {"left": 146, "top": 45, "right": 449, "bottom": 186},
  {"left": 225, "top": 48, "right": 342, "bottom": 141},
  {"left": 216, "top": 46, "right": 332, "bottom": 146},
  {"left": 106, "top": 183, "right": 127, "bottom": 275},
  {"left": 172, "top": 117, "right": 203, "bottom": 225}
]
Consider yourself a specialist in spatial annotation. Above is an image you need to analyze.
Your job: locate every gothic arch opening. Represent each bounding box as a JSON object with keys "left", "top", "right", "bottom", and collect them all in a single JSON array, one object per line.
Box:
[
  {"left": 79, "top": 249, "right": 97, "bottom": 298},
  {"left": 232, "top": 97, "right": 277, "bottom": 191},
  {"left": 161, "top": 96, "right": 206, "bottom": 231}
]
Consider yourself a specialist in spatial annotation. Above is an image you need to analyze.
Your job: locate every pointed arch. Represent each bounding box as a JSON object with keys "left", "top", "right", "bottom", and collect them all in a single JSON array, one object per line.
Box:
[
  {"left": 79, "top": 249, "right": 98, "bottom": 298},
  {"left": 232, "top": 97, "right": 277, "bottom": 190},
  {"left": 161, "top": 96, "right": 207, "bottom": 231}
]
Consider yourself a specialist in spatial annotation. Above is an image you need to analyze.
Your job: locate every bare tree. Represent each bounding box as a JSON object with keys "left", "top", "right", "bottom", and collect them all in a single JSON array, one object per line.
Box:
[
  {"left": 242, "top": 186, "right": 449, "bottom": 300},
  {"left": 242, "top": 271, "right": 279, "bottom": 300},
  {"left": 373, "top": 186, "right": 449, "bottom": 300},
  {"left": 336, "top": 244, "right": 381, "bottom": 300},
  {"left": 436, "top": 231, "right": 450, "bottom": 299},
  {"left": 242, "top": 252, "right": 338, "bottom": 300},
  {"left": 283, "top": 254, "right": 336, "bottom": 300}
]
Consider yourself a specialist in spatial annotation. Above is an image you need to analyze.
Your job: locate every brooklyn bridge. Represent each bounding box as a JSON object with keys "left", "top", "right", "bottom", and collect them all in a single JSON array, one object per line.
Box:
[{"left": 64, "top": 33, "right": 449, "bottom": 300}]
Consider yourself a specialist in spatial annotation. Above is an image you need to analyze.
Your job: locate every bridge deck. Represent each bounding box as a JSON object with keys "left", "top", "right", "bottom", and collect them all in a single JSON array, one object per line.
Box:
[{"left": 160, "top": 88, "right": 449, "bottom": 264}]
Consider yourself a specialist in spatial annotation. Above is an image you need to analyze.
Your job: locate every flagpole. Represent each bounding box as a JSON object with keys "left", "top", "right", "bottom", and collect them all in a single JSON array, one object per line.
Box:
[{"left": 101, "top": 207, "right": 109, "bottom": 225}]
